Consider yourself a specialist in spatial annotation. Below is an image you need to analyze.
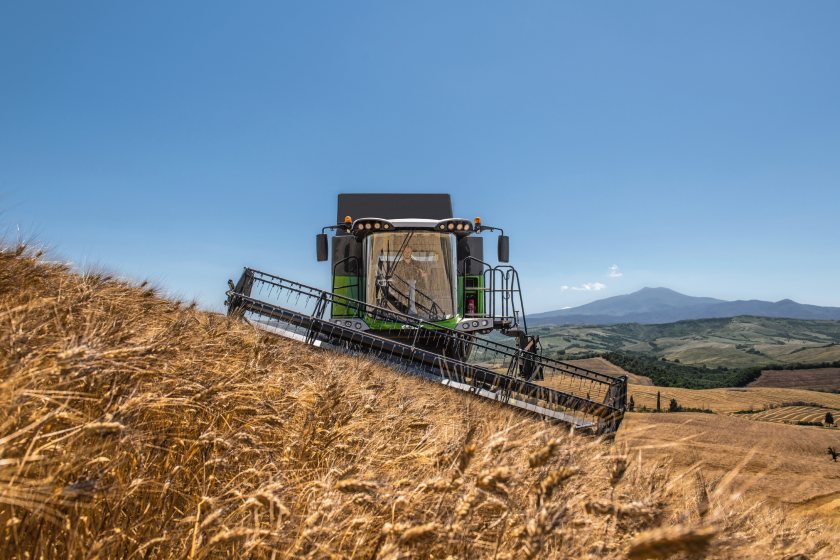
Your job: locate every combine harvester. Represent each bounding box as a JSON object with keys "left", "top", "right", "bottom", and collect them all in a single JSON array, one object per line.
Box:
[{"left": 226, "top": 194, "right": 627, "bottom": 434}]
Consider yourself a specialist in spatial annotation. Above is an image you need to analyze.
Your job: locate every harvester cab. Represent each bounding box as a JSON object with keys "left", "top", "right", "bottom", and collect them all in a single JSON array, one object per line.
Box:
[
  {"left": 225, "top": 193, "right": 628, "bottom": 434},
  {"left": 316, "top": 194, "right": 538, "bottom": 361}
]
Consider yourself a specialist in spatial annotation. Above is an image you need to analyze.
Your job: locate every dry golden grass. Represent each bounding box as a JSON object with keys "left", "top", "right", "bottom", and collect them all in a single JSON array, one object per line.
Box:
[
  {"left": 2, "top": 245, "right": 838, "bottom": 558},
  {"left": 617, "top": 413, "right": 840, "bottom": 523}
]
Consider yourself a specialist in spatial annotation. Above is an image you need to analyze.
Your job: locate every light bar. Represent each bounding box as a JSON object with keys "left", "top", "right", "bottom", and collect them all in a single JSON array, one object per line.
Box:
[
  {"left": 436, "top": 219, "right": 474, "bottom": 234},
  {"left": 351, "top": 219, "right": 394, "bottom": 235}
]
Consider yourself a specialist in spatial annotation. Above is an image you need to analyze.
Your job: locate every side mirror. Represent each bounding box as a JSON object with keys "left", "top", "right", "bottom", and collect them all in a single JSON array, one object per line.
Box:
[
  {"left": 498, "top": 235, "right": 510, "bottom": 263},
  {"left": 316, "top": 234, "right": 328, "bottom": 262}
]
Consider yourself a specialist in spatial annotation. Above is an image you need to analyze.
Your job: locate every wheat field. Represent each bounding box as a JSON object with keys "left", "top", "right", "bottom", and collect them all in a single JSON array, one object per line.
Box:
[{"left": 1, "top": 244, "right": 838, "bottom": 558}]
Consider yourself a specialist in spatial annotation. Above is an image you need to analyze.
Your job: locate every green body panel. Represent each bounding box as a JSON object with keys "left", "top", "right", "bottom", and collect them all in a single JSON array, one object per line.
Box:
[
  {"left": 331, "top": 275, "right": 361, "bottom": 317},
  {"left": 365, "top": 316, "right": 461, "bottom": 331},
  {"left": 458, "top": 275, "right": 485, "bottom": 317}
]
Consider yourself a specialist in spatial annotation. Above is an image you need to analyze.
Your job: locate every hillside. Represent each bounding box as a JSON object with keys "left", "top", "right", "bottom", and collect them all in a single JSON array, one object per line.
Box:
[
  {"left": 530, "top": 287, "right": 840, "bottom": 325},
  {"left": 622, "top": 385, "right": 840, "bottom": 415},
  {"left": 2, "top": 245, "right": 839, "bottom": 558},
  {"left": 617, "top": 413, "right": 840, "bottom": 519},
  {"left": 749, "top": 368, "right": 840, "bottom": 393},
  {"left": 533, "top": 316, "right": 840, "bottom": 368}
]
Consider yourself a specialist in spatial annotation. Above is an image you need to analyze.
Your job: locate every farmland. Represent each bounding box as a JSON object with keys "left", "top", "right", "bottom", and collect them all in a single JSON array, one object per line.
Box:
[
  {"left": 617, "top": 413, "right": 840, "bottom": 521},
  {"left": 747, "top": 406, "right": 837, "bottom": 426},
  {"left": 542, "top": 360, "right": 840, "bottom": 415},
  {"left": 749, "top": 368, "right": 840, "bottom": 392},
  {"left": 5, "top": 245, "right": 840, "bottom": 558},
  {"left": 624, "top": 385, "right": 840, "bottom": 415},
  {"left": 9, "top": 246, "right": 840, "bottom": 558},
  {"left": 532, "top": 317, "right": 840, "bottom": 368}
]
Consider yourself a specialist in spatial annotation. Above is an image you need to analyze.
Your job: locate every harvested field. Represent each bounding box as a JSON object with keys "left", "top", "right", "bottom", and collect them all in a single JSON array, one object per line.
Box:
[
  {"left": 2, "top": 245, "right": 839, "bottom": 558},
  {"left": 617, "top": 413, "right": 840, "bottom": 521},
  {"left": 749, "top": 368, "right": 840, "bottom": 393},
  {"left": 624, "top": 385, "right": 840, "bottom": 414},
  {"left": 748, "top": 405, "right": 838, "bottom": 425}
]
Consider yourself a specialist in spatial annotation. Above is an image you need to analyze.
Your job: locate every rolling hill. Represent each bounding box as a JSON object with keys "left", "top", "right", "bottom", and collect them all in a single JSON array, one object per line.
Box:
[
  {"left": 749, "top": 368, "right": 840, "bottom": 392},
  {"left": 532, "top": 316, "right": 840, "bottom": 368},
  {"left": 617, "top": 412, "right": 840, "bottom": 522},
  {"left": 530, "top": 287, "right": 840, "bottom": 325}
]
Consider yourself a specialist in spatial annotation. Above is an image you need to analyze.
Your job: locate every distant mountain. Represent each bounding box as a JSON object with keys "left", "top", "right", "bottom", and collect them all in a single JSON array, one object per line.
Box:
[{"left": 529, "top": 287, "right": 840, "bottom": 325}]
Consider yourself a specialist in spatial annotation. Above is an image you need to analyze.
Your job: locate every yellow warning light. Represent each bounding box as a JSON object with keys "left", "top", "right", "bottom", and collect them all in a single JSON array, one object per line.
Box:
[
  {"left": 474, "top": 217, "right": 481, "bottom": 225},
  {"left": 344, "top": 216, "right": 352, "bottom": 224}
]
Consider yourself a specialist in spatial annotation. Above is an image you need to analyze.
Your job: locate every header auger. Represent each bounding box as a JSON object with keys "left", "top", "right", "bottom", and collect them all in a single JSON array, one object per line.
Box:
[{"left": 226, "top": 194, "right": 627, "bottom": 434}]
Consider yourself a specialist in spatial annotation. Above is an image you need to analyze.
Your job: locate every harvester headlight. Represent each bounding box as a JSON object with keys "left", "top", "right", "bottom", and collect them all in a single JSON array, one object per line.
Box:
[
  {"left": 472, "top": 321, "right": 479, "bottom": 327},
  {"left": 364, "top": 223, "right": 372, "bottom": 230},
  {"left": 439, "top": 224, "right": 446, "bottom": 230},
  {"left": 482, "top": 320, "right": 488, "bottom": 326},
  {"left": 456, "top": 223, "right": 463, "bottom": 231},
  {"left": 373, "top": 222, "right": 381, "bottom": 230},
  {"left": 355, "top": 322, "right": 362, "bottom": 329},
  {"left": 383, "top": 223, "right": 390, "bottom": 229},
  {"left": 345, "top": 321, "right": 352, "bottom": 327},
  {"left": 461, "top": 323, "right": 469, "bottom": 329},
  {"left": 463, "top": 222, "right": 471, "bottom": 231},
  {"left": 447, "top": 223, "right": 455, "bottom": 231}
]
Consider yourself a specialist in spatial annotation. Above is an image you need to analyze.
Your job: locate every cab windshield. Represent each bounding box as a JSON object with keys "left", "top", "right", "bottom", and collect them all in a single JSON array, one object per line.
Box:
[{"left": 366, "top": 231, "right": 457, "bottom": 321}]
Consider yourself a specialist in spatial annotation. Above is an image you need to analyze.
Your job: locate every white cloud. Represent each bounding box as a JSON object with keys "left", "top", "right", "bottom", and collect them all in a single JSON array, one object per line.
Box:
[
  {"left": 560, "top": 282, "right": 607, "bottom": 292},
  {"left": 608, "top": 264, "right": 623, "bottom": 278}
]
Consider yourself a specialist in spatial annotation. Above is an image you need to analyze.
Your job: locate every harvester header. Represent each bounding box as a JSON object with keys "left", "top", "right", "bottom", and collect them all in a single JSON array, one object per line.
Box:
[{"left": 226, "top": 193, "right": 627, "bottom": 434}]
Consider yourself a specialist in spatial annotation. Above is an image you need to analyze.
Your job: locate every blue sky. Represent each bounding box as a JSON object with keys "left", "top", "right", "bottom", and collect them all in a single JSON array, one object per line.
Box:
[{"left": 2, "top": 1, "right": 839, "bottom": 313}]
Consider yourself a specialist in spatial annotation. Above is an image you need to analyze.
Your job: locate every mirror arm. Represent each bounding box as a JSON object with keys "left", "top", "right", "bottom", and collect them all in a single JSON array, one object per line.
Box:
[
  {"left": 478, "top": 224, "right": 510, "bottom": 263},
  {"left": 476, "top": 224, "right": 504, "bottom": 236},
  {"left": 321, "top": 223, "right": 350, "bottom": 235}
]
